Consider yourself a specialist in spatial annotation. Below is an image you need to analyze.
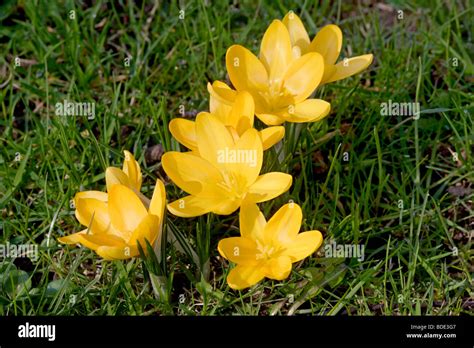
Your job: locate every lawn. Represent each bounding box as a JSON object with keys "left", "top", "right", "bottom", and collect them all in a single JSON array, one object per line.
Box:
[{"left": 0, "top": 0, "right": 473, "bottom": 316}]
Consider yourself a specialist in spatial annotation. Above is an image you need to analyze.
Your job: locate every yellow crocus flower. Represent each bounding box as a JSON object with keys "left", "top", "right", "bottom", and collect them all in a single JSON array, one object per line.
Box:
[
  {"left": 169, "top": 86, "right": 285, "bottom": 151},
  {"left": 223, "top": 20, "right": 331, "bottom": 126},
  {"left": 58, "top": 180, "right": 166, "bottom": 260},
  {"left": 218, "top": 203, "right": 323, "bottom": 290},
  {"left": 282, "top": 11, "right": 373, "bottom": 84},
  {"left": 163, "top": 113, "right": 292, "bottom": 217}
]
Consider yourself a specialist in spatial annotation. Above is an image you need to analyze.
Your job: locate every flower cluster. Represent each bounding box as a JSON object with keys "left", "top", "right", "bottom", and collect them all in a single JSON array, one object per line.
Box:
[{"left": 59, "top": 12, "right": 372, "bottom": 290}]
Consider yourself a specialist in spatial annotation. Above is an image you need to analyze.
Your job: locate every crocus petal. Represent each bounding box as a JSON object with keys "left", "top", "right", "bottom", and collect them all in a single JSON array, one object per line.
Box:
[
  {"left": 208, "top": 81, "right": 236, "bottom": 106},
  {"left": 291, "top": 45, "right": 302, "bottom": 59},
  {"left": 167, "top": 195, "right": 219, "bottom": 218},
  {"left": 149, "top": 179, "right": 166, "bottom": 221},
  {"left": 265, "top": 255, "right": 292, "bottom": 280},
  {"left": 246, "top": 173, "right": 292, "bottom": 203},
  {"left": 283, "top": 52, "right": 324, "bottom": 103},
  {"left": 148, "top": 180, "right": 166, "bottom": 251},
  {"left": 259, "top": 126, "right": 285, "bottom": 150},
  {"left": 75, "top": 197, "right": 111, "bottom": 233},
  {"left": 106, "top": 167, "right": 130, "bottom": 192},
  {"left": 320, "top": 64, "right": 337, "bottom": 85},
  {"left": 323, "top": 54, "right": 374, "bottom": 84},
  {"left": 283, "top": 99, "right": 331, "bottom": 123},
  {"left": 122, "top": 151, "right": 142, "bottom": 191},
  {"left": 208, "top": 80, "right": 235, "bottom": 98},
  {"left": 230, "top": 91, "right": 254, "bottom": 135},
  {"left": 282, "top": 230, "right": 323, "bottom": 262},
  {"left": 260, "top": 20, "right": 292, "bottom": 81},
  {"left": 96, "top": 245, "right": 138, "bottom": 260},
  {"left": 208, "top": 81, "right": 236, "bottom": 118},
  {"left": 239, "top": 203, "right": 266, "bottom": 241},
  {"left": 265, "top": 203, "right": 302, "bottom": 243},
  {"left": 75, "top": 191, "right": 107, "bottom": 203},
  {"left": 129, "top": 214, "right": 160, "bottom": 248},
  {"left": 228, "top": 128, "right": 263, "bottom": 186},
  {"left": 218, "top": 237, "right": 259, "bottom": 265},
  {"left": 169, "top": 118, "right": 198, "bottom": 151},
  {"left": 309, "top": 24, "right": 342, "bottom": 65},
  {"left": 226, "top": 45, "right": 269, "bottom": 93},
  {"left": 211, "top": 199, "right": 242, "bottom": 215},
  {"left": 58, "top": 229, "right": 88, "bottom": 245},
  {"left": 79, "top": 233, "right": 127, "bottom": 250},
  {"left": 195, "top": 113, "right": 235, "bottom": 169},
  {"left": 162, "top": 151, "right": 223, "bottom": 196},
  {"left": 282, "top": 12, "right": 310, "bottom": 53},
  {"left": 256, "top": 113, "right": 285, "bottom": 126},
  {"left": 227, "top": 264, "right": 266, "bottom": 290},
  {"left": 108, "top": 184, "right": 148, "bottom": 235},
  {"left": 227, "top": 126, "right": 241, "bottom": 144}
]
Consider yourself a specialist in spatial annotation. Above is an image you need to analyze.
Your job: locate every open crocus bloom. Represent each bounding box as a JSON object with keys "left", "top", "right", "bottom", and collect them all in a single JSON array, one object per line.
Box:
[
  {"left": 282, "top": 11, "right": 373, "bottom": 84},
  {"left": 163, "top": 113, "right": 292, "bottom": 217},
  {"left": 58, "top": 181, "right": 166, "bottom": 260},
  {"left": 223, "top": 20, "right": 330, "bottom": 126},
  {"left": 170, "top": 86, "right": 285, "bottom": 151},
  {"left": 218, "top": 203, "right": 323, "bottom": 290}
]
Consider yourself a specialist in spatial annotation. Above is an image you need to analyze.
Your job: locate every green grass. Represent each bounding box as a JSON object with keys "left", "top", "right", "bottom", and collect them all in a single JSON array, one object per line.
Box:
[{"left": 0, "top": 0, "right": 473, "bottom": 315}]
